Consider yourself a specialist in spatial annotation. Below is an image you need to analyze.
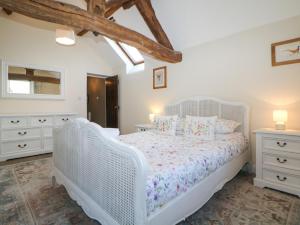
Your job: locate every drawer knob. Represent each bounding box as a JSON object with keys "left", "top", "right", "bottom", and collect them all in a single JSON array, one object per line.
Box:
[
  {"left": 62, "top": 118, "right": 69, "bottom": 122},
  {"left": 276, "top": 175, "right": 287, "bottom": 182},
  {"left": 18, "top": 144, "right": 27, "bottom": 149},
  {"left": 38, "top": 119, "right": 47, "bottom": 123},
  {"left": 276, "top": 158, "right": 287, "bottom": 163},
  {"left": 277, "top": 142, "right": 287, "bottom": 147},
  {"left": 18, "top": 131, "right": 27, "bottom": 136},
  {"left": 10, "top": 120, "right": 20, "bottom": 124}
]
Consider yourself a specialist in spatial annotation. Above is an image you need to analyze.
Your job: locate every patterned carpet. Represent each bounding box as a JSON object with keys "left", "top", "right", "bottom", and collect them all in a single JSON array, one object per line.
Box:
[{"left": 0, "top": 157, "right": 300, "bottom": 225}]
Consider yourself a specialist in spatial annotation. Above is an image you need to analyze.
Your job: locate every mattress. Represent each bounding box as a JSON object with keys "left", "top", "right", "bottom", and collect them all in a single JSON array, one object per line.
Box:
[{"left": 119, "top": 131, "right": 246, "bottom": 216}]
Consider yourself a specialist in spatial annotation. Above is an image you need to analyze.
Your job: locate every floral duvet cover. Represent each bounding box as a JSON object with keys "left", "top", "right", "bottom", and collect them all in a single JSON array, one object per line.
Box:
[{"left": 119, "top": 131, "right": 246, "bottom": 216}]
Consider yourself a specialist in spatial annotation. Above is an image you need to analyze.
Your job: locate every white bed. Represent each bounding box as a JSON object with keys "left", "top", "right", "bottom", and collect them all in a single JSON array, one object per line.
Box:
[{"left": 53, "top": 96, "right": 250, "bottom": 225}]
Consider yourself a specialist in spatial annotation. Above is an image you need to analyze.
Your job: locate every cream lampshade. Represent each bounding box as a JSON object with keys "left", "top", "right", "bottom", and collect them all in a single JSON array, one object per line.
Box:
[
  {"left": 56, "top": 28, "right": 76, "bottom": 46},
  {"left": 273, "top": 110, "right": 288, "bottom": 130},
  {"left": 149, "top": 113, "right": 156, "bottom": 123}
]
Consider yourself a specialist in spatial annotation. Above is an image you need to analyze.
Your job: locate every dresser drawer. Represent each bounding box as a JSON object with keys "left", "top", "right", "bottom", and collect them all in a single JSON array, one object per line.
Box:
[
  {"left": 1, "top": 128, "right": 41, "bottom": 141},
  {"left": 55, "top": 115, "right": 75, "bottom": 127},
  {"left": 263, "top": 169, "right": 300, "bottom": 188},
  {"left": 263, "top": 137, "right": 300, "bottom": 153},
  {"left": 30, "top": 116, "right": 53, "bottom": 127},
  {"left": 1, "top": 117, "right": 27, "bottom": 129},
  {"left": 1, "top": 139, "right": 41, "bottom": 155}
]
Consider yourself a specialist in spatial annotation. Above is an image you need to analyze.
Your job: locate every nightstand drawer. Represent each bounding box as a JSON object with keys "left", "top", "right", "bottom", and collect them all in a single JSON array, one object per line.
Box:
[
  {"left": 263, "top": 169, "right": 300, "bottom": 188},
  {"left": 263, "top": 153, "right": 300, "bottom": 171},
  {"left": 263, "top": 137, "right": 300, "bottom": 153}
]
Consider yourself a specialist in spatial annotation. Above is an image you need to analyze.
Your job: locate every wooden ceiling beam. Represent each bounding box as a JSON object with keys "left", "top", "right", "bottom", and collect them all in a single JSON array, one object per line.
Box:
[
  {"left": 2, "top": 7, "right": 12, "bottom": 15},
  {"left": 0, "top": 0, "right": 182, "bottom": 63},
  {"left": 9, "top": 73, "right": 60, "bottom": 84},
  {"left": 135, "top": 0, "right": 173, "bottom": 50},
  {"left": 78, "top": 0, "right": 125, "bottom": 35},
  {"left": 122, "top": 0, "right": 135, "bottom": 10}
]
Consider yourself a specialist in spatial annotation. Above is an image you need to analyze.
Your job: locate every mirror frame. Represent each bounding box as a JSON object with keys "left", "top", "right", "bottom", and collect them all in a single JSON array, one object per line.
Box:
[{"left": 0, "top": 60, "right": 65, "bottom": 100}]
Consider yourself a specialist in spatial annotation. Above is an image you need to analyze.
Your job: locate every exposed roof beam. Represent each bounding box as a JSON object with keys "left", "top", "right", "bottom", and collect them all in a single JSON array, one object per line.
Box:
[
  {"left": 77, "top": 29, "right": 88, "bottom": 36},
  {"left": 78, "top": 0, "right": 128, "bottom": 35},
  {"left": 8, "top": 73, "right": 60, "bottom": 84},
  {"left": 122, "top": 0, "right": 135, "bottom": 10},
  {"left": 135, "top": 0, "right": 173, "bottom": 50},
  {"left": 0, "top": 0, "right": 182, "bottom": 63},
  {"left": 2, "top": 7, "right": 12, "bottom": 15}
]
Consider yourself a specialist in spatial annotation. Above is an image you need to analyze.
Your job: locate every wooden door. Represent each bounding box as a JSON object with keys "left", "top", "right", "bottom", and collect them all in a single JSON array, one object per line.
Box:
[
  {"left": 87, "top": 76, "right": 106, "bottom": 127},
  {"left": 105, "top": 75, "right": 119, "bottom": 128}
]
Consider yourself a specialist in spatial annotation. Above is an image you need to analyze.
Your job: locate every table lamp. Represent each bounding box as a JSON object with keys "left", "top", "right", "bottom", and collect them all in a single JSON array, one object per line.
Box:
[{"left": 273, "top": 110, "right": 288, "bottom": 130}]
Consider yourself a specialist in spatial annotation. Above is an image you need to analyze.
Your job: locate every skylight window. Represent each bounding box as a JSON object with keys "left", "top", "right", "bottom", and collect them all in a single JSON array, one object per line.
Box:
[
  {"left": 104, "top": 37, "right": 145, "bottom": 74},
  {"left": 117, "top": 42, "right": 144, "bottom": 65}
]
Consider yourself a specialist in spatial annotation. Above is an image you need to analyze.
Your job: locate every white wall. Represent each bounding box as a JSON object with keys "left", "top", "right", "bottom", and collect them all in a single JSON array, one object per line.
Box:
[
  {"left": 119, "top": 15, "right": 300, "bottom": 164},
  {"left": 0, "top": 12, "right": 115, "bottom": 117}
]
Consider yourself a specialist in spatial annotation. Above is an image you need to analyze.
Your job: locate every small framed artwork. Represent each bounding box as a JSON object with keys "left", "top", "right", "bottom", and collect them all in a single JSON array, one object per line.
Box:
[
  {"left": 153, "top": 66, "right": 167, "bottom": 89},
  {"left": 272, "top": 37, "right": 300, "bottom": 66}
]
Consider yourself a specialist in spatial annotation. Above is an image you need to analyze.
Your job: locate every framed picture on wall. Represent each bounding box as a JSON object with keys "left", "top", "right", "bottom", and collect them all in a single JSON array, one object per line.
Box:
[
  {"left": 153, "top": 66, "right": 167, "bottom": 89},
  {"left": 272, "top": 37, "right": 300, "bottom": 66}
]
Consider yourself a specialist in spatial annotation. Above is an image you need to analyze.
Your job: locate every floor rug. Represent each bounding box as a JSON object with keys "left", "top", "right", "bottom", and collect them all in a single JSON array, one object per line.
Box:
[{"left": 0, "top": 157, "right": 299, "bottom": 225}]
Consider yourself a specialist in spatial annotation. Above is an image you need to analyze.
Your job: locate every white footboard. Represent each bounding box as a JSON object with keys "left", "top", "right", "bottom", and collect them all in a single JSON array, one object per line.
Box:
[{"left": 53, "top": 120, "right": 150, "bottom": 225}]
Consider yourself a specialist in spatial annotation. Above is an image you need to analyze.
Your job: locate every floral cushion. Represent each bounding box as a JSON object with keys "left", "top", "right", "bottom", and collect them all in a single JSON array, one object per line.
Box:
[
  {"left": 184, "top": 116, "right": 217, "bottom": 140},
  {"left": 153, "top": 115, "right": 178, "bottom": 135},
  {"left": 216, "top": 119, "right": 240, "bottom": 134}
]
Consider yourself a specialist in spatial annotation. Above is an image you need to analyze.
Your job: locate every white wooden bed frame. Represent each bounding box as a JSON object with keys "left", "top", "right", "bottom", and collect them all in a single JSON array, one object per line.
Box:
[{"left": 53, "top": 96, "right": 250, "bottom": 225}]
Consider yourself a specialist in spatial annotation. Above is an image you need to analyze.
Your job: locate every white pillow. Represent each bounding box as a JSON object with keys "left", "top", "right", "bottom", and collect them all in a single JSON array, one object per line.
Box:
[
  {"left": 184, "top": 115, "right": 217, "bottom": 140},
  {"left": 215, "top": 118, "right": 240, "bottom": 134},
  {"left": 153, "top": 115, "right": 178, "bottom": 135}
]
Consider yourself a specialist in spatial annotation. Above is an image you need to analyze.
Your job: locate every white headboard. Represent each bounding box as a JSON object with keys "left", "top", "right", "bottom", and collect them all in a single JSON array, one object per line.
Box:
[{"left": 164, "top": 96, "right": 250, "bottom": 140}]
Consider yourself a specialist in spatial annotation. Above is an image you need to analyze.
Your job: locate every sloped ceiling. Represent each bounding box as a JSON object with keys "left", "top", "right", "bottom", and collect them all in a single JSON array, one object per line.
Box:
[
  {"left": 114, "top": 0, "right": 300, "bottom": 50},
  {"left": 4, "top": 0, "right": 300, "bottom": 68}
]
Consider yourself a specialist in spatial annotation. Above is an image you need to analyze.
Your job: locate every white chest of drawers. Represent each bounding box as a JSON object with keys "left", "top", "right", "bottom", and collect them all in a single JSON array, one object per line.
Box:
[
  {"left": 0, "top": 113, "right": 77, "bottom": 161},
  {"left": 254, "top": 128, "right": 300, "bottom": 197}
]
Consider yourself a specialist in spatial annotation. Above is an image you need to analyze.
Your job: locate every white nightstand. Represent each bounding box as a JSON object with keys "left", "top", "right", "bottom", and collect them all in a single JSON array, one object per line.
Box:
[
  {"left": 135, "top": 124, "right": 153, "bottom": 132},
  {"left": 254, "top": 128, "right": 300, "bottom": 197}
]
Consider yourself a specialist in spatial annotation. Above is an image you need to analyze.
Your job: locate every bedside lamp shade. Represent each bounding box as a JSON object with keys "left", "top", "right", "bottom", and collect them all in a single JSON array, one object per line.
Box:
[
  {"left": 273, "top": 110, "right": 288, "bottom": 130},
  {"left": 149, "top": 113, "right": 156, "bottom": 123}
]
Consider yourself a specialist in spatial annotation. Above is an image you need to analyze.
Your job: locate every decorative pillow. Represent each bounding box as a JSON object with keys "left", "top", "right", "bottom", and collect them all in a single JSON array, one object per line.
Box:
[
  {"left": 184, "top": 116, "right": 217, "bottom": 140},
  {"left": 153, "top": 115, "right": 178, "bottom": 135},
  {"left": 215, "top": 118, "right": 240, "bottom": 134}
]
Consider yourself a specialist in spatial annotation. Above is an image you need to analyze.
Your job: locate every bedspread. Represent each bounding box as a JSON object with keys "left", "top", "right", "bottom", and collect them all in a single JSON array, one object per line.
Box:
[{"left": 119, "top": 131, "right": 246, "bottom": 216}]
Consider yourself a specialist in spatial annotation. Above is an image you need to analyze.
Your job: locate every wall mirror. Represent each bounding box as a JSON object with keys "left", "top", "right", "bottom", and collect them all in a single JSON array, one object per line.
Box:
[{"left": 1, "top": 60, "right": 65, "bottom": 99}]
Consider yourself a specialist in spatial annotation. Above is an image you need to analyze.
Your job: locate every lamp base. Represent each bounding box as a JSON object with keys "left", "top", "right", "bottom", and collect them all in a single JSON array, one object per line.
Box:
[{"left": 275, "top": 124, "right": 286, "bottom": 130}]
